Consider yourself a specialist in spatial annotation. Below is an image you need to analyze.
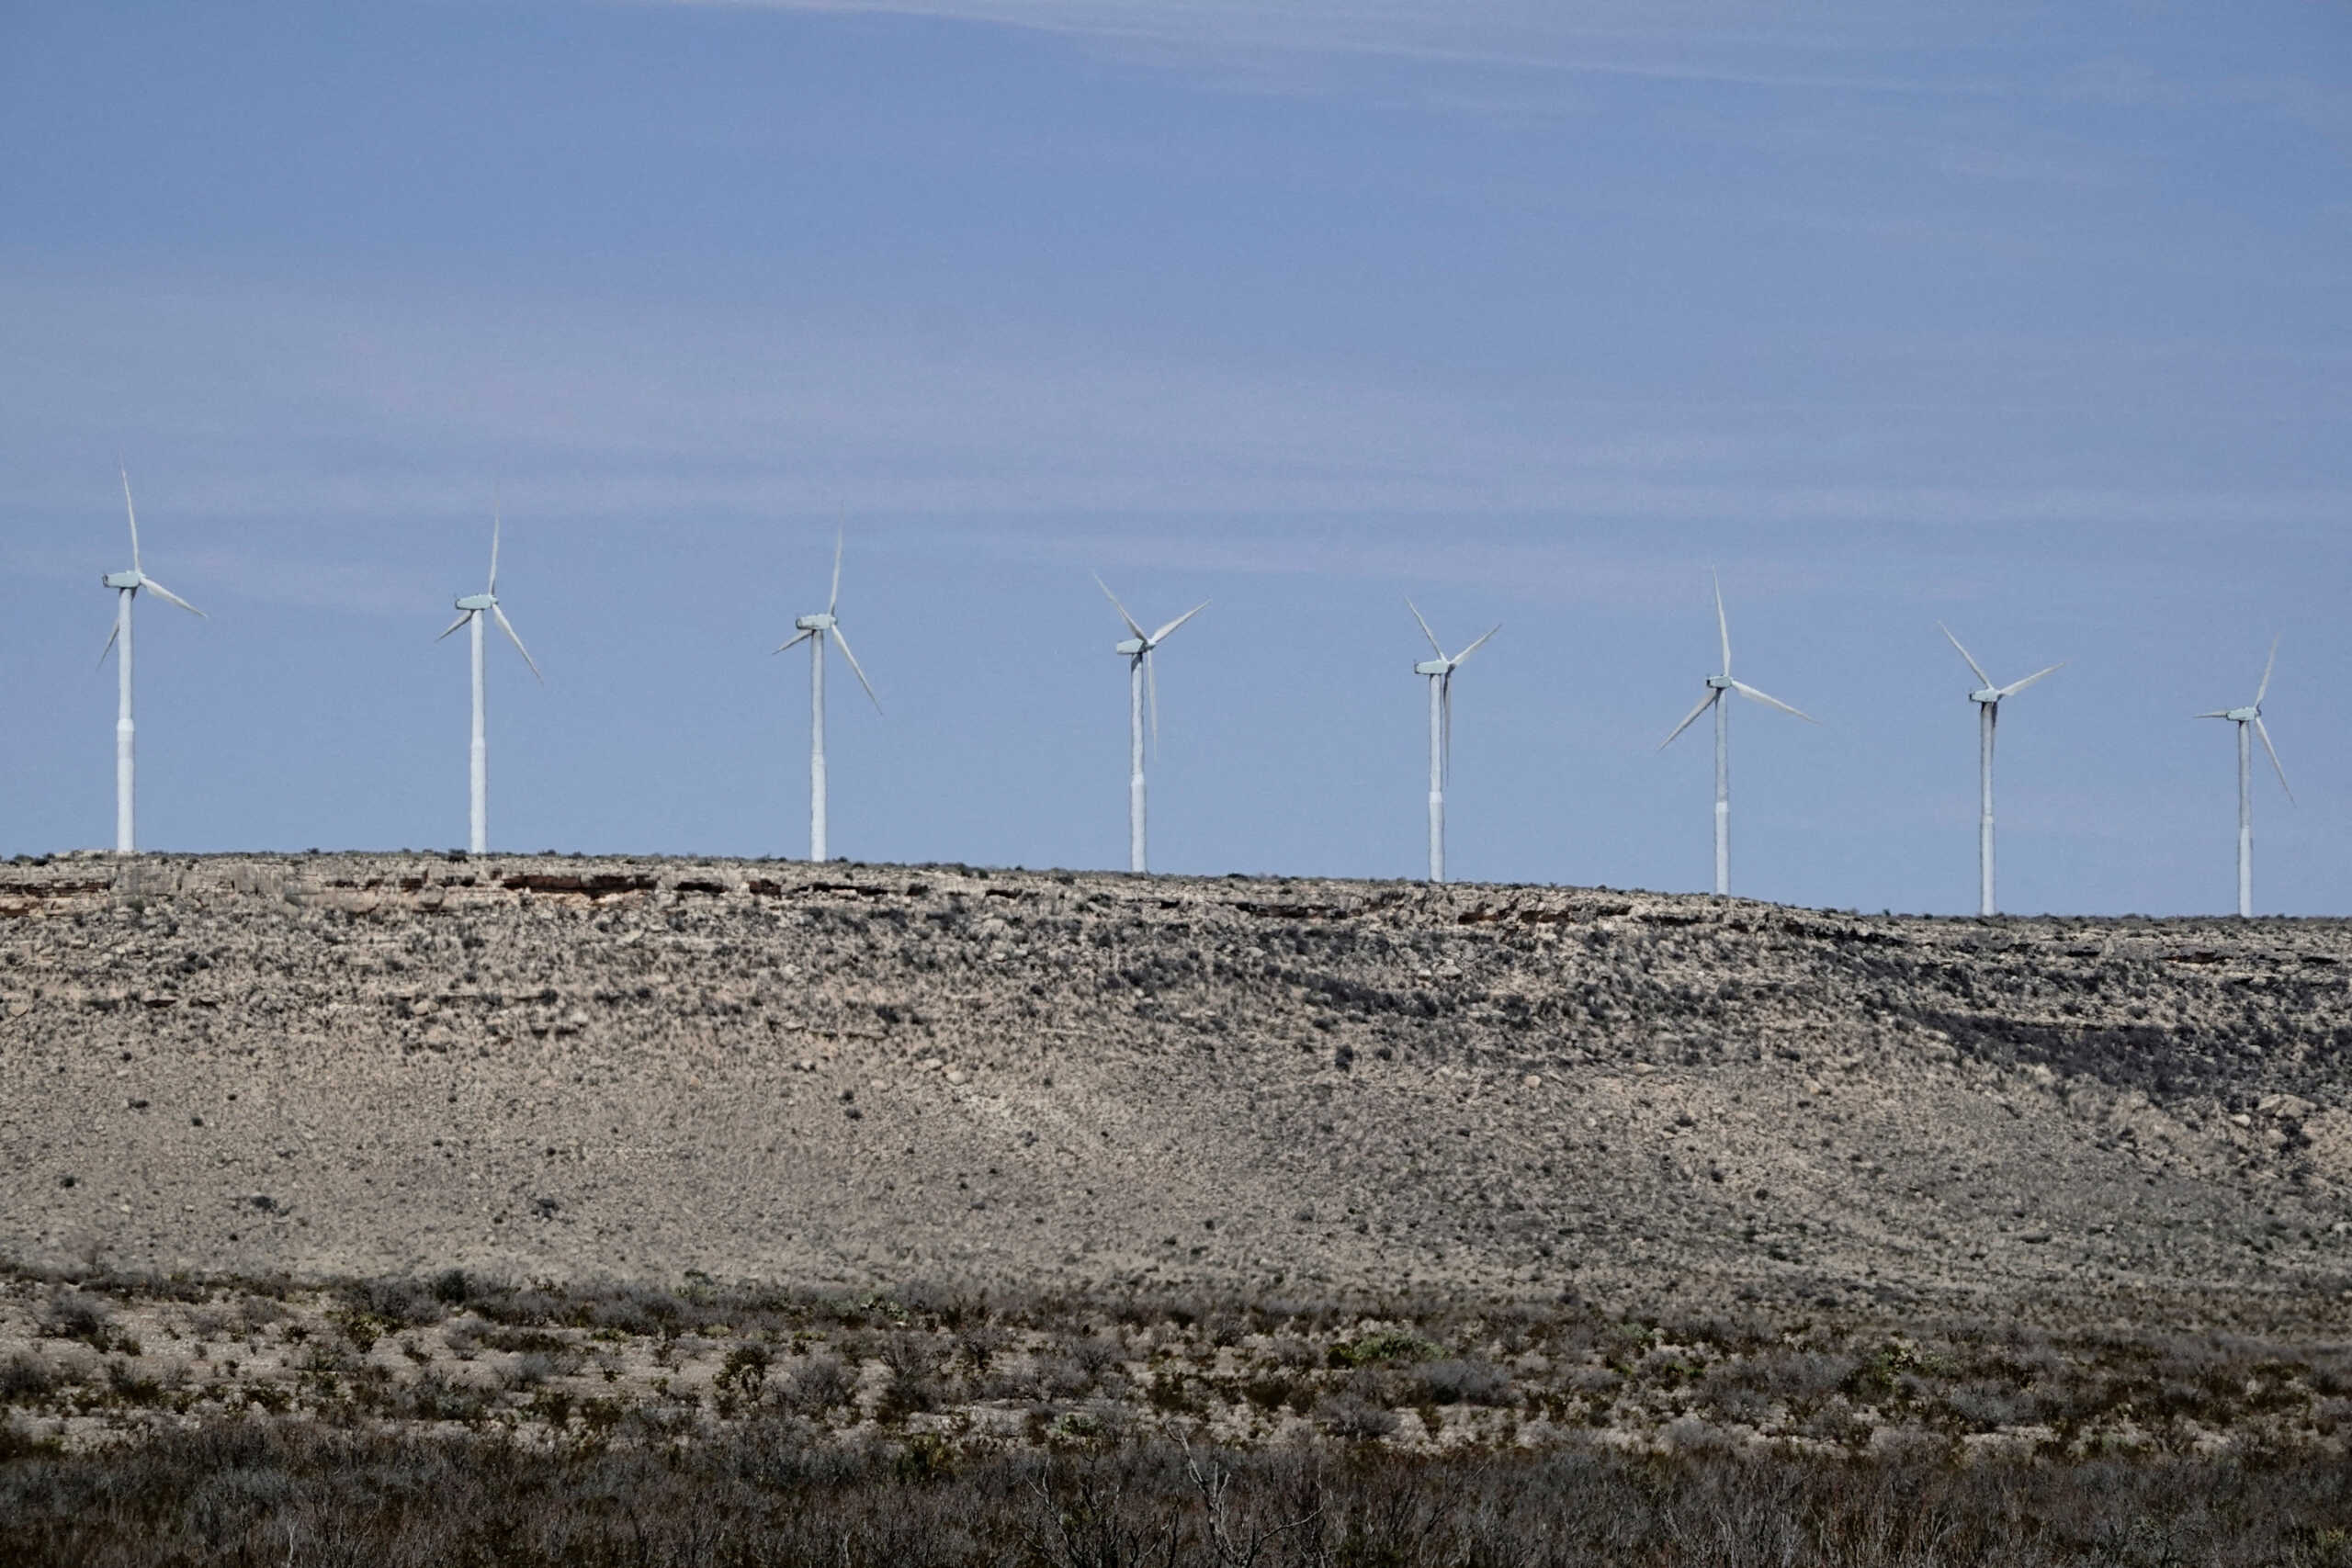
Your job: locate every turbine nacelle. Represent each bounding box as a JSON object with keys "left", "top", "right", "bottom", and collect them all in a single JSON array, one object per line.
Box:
[
  {"left": 1941, "top": 625, "right": 2061, "bottom": 708},
  {"left": 1705, "top": 674, "right": 1734, "bottom": 691},
  {"left": 1413, "top": 658, "right": 1451, "bottom": 677},
  {"left": 2224, "top": 705, "right": 2261, "bottom": 723},
  {"left": 102, "top": 570, "right": 144, "bottom": 591},
  {"left": 797, "top": 613, "right": 837, "bottom": 634},
  {"left": 439, "top": 514, "right": 540, "bottom": 682},
  {"left": 1115, "top": 637, "right": 1148, "bottom": 657}
]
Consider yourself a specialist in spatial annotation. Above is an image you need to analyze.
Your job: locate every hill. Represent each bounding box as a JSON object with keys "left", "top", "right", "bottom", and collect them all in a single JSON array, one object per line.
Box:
[{"left": 3, "top": 852, "right": 2348, "bottom": 1324}]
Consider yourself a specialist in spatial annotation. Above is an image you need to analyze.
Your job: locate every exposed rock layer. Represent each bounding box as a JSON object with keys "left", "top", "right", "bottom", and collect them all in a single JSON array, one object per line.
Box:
[{"left": 3, "top": 854, "right": 2347, "bottom": 1322}]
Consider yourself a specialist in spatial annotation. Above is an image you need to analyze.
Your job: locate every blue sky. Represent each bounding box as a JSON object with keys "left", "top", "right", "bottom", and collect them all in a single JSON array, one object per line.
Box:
[{"left": 3, "top": 1, "right": 2348, "bottom": 913}]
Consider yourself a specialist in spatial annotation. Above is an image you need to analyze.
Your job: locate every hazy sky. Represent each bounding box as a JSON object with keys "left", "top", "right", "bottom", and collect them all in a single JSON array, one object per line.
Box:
[{"left": 4, "top": 2, "right": 2348, "bottom": 914}]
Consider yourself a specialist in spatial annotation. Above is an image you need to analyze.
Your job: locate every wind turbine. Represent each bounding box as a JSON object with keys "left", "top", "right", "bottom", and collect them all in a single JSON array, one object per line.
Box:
[
  {"left": 1096, "top": 575, "right": 1206, "bottom": 874},
  {"left": 2198, "top": 637, "right": 2291, "bottom": 918},
  {"left": 435, "top": 510, "right": 540, "bottom": 854},
  {"left": 98, "top": 465, "right": 205, "bottom": 854},
  {"left": 1408, "top": 602, "right": 1498, "bottom": 884},
  {"left": 1658, "top": 572, "right": 1815, "bottom": 897},
  {"left": 1940, "top": 626, "right": 2063, "bottom": 918},
  {"left": 774, "top": 531, "right": 880, "bottom": 863}
]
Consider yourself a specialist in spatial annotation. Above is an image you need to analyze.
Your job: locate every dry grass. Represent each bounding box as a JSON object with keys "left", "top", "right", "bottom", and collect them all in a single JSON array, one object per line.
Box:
[{"left": 6, "top": 1422, "right": 2352, "bottom": 1566}]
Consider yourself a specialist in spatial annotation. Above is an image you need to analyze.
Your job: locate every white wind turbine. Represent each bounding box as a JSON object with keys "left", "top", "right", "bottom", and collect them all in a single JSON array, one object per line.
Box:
[
  {"left": 2198, "top": 637, "right": 2291, "bottom": 919},
  {"left": 435, "top": 511, "right": 541, "bottom": 854},
  {"left": 1408, "top": 601, "right": 1498, "bottom": 885},
  {"left": 1096, "top": 575, "right": 1207, "bottom": 874},
  {"left": 774, "top": 531, "right": 880, "bottom": 863},
  {"left": 1939, "top": 625, "right": 2062, "bottom": 918},
  {"left": 98, "top": 465, "right": 205, "bottom": 854},
  {"left": 1659, "top": 572, "right": 1815, "bottom": 897}
]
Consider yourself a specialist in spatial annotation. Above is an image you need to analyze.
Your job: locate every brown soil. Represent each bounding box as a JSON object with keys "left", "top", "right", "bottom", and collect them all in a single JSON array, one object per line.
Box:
[{"left": 2, "top": 853, "right": 2348, "bottom": 1326}]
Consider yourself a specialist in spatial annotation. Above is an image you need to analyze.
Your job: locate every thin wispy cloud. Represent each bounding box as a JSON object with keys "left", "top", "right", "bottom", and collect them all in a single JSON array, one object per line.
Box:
[{"left": 8, "top": 266, "right": 2347, "bottom": 551}]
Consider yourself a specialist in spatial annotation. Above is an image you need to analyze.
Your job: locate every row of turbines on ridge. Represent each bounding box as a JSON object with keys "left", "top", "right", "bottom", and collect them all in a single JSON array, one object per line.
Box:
[{"left": 93, "top": 472, "right": 2296, "bottom": 917}]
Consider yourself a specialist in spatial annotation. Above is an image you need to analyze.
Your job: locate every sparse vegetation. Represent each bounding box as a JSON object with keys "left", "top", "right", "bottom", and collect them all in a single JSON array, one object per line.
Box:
[
  {"left": 6, "top": 1423, "right": 2349, "bottom": 1566},
  {"left": 2, "top": 1267, "right": 2350, "bottom": 1468}
]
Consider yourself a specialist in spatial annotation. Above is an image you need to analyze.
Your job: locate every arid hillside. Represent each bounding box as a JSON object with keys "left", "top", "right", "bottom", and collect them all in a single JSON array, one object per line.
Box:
[{"left": 2, "top": 853, "right": 2348, "bottom": 1322}]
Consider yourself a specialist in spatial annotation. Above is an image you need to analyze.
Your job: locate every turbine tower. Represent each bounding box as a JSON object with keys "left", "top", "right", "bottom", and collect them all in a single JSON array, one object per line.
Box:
[
  {"left": 775, "top": 531, "right": 880, "bottom": 863},
  {"left": 1659, "top": 572, "right": 1815, "bottom": 897},
  {"left": 1408, "top": 601, "right": 1498, "bottom": 884},
  {"left": 98, "top": 465, "right": 205, "bottom": 854},
  {"left": 1096, "top": 576, "right": 1206, "bottom": 874},
  {"left": 1940, "top": 625, "right": 2063, "bottom": 918},
  {"left": 2198, "top": 637, "right": 2291, "bottom": 918},
  {"left": 436, "top": 512, "right": 540, "bottom": 854}
]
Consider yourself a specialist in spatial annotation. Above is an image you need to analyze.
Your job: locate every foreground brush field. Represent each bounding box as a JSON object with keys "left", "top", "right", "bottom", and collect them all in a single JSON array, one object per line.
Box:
[
  {"left": 4, "top": 1269, "right": 2352, "bottom": 1564},
  {"left": 3, "top": 852, "right": 2350, "bottom": 1560}
]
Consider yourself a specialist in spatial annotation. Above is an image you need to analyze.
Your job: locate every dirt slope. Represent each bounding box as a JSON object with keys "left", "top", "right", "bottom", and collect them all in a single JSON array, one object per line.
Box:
[{"left": 3, "top": 853, "right": 2348, "bottom": 1321}]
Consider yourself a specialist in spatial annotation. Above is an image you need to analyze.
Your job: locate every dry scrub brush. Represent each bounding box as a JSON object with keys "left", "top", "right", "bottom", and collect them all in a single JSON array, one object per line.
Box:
[{"left": 3, "top": 1421, "right": 2352, "bottom": 1566}]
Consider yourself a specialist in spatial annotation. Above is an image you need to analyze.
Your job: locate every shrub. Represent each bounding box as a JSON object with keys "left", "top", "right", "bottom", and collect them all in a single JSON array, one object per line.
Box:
[
  {"left": 876, "top": 1367, "right": 941, "bottom": 1422},
  {"left": 1316, "top": 1393, "right": 1399, "bottom": 1440},
  {"left": 716, "top": 1344, "right": 772, "bottom": 1398},
  {"left": 39, "top": 1291, "right": 115, "bottom": 1349},
  {"left": 957, "top": 1323, "right": 1011, "bottom": 1371},
  {"left": 785, "top": 1355, "right": 855, "bottom": 1414},
  {"left": 1329, "top": 1330, "right": 1439, "bottom": 1369},
  {"left": 343, "top": 1277, "right": 446, "bottom": 1328},
  {"left": 1416, "top": 1359, "right": 1512, "bottom": 1407},
  {"left": 505, "top": 1353, "right": 562, "bottom": 1390},
  {"left": 0, "top": 1356, "right": 55, "bottom": 1404}
]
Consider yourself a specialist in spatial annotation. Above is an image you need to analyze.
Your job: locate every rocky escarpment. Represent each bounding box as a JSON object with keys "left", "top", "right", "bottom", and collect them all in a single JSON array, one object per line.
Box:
[{"left": 1, "top": 853, "right": 2348, "bottom": 1322}]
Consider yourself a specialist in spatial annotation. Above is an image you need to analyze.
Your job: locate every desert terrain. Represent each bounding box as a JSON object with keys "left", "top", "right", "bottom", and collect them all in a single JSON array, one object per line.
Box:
[
  {"left": 6, "top": 853, "right": 2352, "bottom": 1562},
  {"left": 0, "top": 851, "right": 2346, "bottom": 1321}
]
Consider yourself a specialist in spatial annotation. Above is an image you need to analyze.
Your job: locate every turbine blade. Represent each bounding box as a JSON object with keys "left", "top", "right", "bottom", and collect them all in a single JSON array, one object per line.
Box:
[
  {"left": 2255, "top": 634, "right": 2278, "bottom": 706},
  {"left": 831, "top": 624, "right": 881, "bottom": 712},
  {"left": 773, "top": 628, "right": 816, "bottom": 654},
  {"left": 1713, "top": 570, "right": 1731, "bottom": 677},
  {"left": 1436, "top": 676, "right": 1452, "bottom": 786},
  {"left": 98, "top": 617, "right": 120, "bottom": 667},
  {"left": 1146, "top": 649, "right": 1160, "bottom": 747},
  {"left": 492, "top": 604, "right": 543, "bottom": 682},
  {"left": 1729, "top": 679, "right": 1815, "bottom": 722},
  {"left": 140, "top": 579, "right": 206, "bottom": 618},
  {"left": 1939, "top": 623, "right": 1991, "bottom": 689},
  {"left": 488, "top": 508, "right": 501, "bottom": 594},
  {"left": 1659, "top": 688, "right": 1719, "bottom": 750},
  {"left": 119, "top": 462, "right": 141, "bottom": 572},
  {"left": 1148, "top": 601, "right": 1208, "bottom": 645},
  {"left": 2256, "top": 716, "right": 2293, "bottom": 803},
  {"left": 829, "top": 529, "right": 844, "bottom": 616},
  {"left": 1449, "top": 624, "right": 1500, "bottom": 667},
  {"left": 2193, "top": 710, "right": 2233, "bottom": 720},
  {"left": 1093, "top": 574, "right": 1146, "bottom": 640},
  {"left": 1407, "top": 599, "right": 1444, "bottom": 659},
  {"left": 1995, "top": 661, "right": 2064, "bottom": 699},
  {"left": 436, "top": 610, "right": 473, "bottom": 642}
]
